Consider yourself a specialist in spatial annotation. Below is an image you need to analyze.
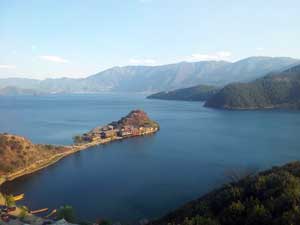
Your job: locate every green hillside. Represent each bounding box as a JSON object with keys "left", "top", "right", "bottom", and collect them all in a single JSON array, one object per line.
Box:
[
  {"left": 147, "top": 85, "right": 219, "bottom": 101},
  {"left": 205, "top": 65, "right": 300, "bottom": 110}
]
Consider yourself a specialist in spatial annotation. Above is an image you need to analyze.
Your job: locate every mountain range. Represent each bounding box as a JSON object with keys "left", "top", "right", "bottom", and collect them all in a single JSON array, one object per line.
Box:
[{"left": 0, "top": 56, "right": 299, "bottom": 94}]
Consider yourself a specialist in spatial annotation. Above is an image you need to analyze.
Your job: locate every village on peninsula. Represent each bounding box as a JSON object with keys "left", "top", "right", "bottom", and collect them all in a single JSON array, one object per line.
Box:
[
  {"left": 0, "top": 110, "right": 159, "bottom": 225},
  {"left": 73, "top": 110, "right": 160, "bottom": 145}
]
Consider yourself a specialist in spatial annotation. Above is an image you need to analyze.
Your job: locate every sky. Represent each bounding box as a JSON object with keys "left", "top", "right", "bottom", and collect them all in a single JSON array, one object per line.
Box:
[{"left": 0, "top": 0, "right": 299, "bottom": 79}]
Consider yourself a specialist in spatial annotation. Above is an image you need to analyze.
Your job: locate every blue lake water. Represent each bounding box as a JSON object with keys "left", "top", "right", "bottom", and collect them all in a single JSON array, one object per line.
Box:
[{"left": 0, "top": 94, "right": 300, "bottom": 223}]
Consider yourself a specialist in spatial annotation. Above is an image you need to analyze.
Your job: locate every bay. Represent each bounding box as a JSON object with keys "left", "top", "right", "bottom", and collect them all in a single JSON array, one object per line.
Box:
[{"left": 0, "top": 94, "right": 299, "bottom": 223}]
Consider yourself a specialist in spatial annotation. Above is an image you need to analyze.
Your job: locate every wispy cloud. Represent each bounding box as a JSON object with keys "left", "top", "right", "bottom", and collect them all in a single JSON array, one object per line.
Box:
[
  {"left": 31, "top": 45, "right": 38, "bottom": 51},
  {"left": 39, "top": 55, "right": 70, "bottom": 63},
  {"left": 0, "top": 64, "right": 16, "bottom": 69},
  {"left": 186, "top": 51, "right": 232, "bottom": 61},
  {"left": 139, "top": 0, "right": 152, "bottom": 3},
  {"left": 129, "top": 58, "right": 156, "bottom": 65},
  {"left": 256, "top": 47, "right": 265, "bottom": 51}
]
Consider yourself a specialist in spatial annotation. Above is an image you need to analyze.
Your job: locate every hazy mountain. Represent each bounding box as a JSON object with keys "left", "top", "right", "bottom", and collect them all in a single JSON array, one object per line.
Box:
[
  {"left": 147, "top": 85, "right": 220, "bottom": 101},
  {"left": 205, "top": 64, "right": 300, "bottom": 110},
  {"left": 0, "top": 78, "right": 40, "bottom": 89},
  {"left": 200, "top": 56, "right": 300, "bottom": 85},
  {"left": 84, "top": 61, "right": 229, "bottom": 92},
  {"left": 0, "top": 86, "right": 47, "bottom": 96},
  {"left": 0, "top": 57, "right": 299, "bottom": 93}
]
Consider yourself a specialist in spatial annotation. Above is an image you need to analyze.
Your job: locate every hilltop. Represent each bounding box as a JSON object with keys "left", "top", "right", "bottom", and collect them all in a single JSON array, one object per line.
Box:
[
  {"left": 116, "top": 110, "right": 159, "bottom": 128},
  {"left": 205, "top": 64, "right": 300, "bottom": 110}
]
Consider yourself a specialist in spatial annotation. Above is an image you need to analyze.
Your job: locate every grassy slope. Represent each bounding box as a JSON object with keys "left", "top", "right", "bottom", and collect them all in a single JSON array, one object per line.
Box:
[{"left": 0, "top": 133, "right": 69, "bottom": 177}]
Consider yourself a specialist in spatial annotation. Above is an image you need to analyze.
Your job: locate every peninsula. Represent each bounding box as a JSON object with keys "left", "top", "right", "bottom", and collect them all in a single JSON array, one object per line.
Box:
[
  {"left": 0, "top": 110, "right": 159, "bottom": 185},
  {"left": 73, "top": 109, "right": 159, "bottom": 145}
]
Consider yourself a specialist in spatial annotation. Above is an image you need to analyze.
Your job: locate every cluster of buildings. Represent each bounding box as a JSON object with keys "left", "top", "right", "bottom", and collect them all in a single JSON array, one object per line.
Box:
[{"left": 81, "top": 123, "right": 158, "bottom": 143}]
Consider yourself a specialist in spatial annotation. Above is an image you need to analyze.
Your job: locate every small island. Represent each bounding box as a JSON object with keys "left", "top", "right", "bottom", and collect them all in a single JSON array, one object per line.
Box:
[{"left": 0, "top": 110, "right": 159, "bottom": 185}]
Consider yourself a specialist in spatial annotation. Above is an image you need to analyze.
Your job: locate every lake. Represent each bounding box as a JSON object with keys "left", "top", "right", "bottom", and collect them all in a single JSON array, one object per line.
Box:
[{"left": 0, "top": 94, "right": 299, "bottom": 223}]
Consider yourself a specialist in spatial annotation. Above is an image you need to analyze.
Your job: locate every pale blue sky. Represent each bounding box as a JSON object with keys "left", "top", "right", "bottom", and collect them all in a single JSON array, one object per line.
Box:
[{"left": 0, "top": 0, "right": 299, "bottom": 79}]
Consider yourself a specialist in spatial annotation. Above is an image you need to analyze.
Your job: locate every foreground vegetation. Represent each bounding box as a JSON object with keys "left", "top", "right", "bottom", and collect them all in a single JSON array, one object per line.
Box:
[{"left": 151, "top": 161, "right": 300, "bottom": 225}]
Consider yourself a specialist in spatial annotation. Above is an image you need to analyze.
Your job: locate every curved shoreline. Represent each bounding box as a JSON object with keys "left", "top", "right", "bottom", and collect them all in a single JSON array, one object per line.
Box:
[{"left": 0, "top": 130, "right": 158, "bottom": 187}]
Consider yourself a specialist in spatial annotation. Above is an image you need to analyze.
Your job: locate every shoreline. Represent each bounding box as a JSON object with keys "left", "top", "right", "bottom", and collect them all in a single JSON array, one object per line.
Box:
[{"left": 0, "top": 129, "right": 158, "bottom": 187}]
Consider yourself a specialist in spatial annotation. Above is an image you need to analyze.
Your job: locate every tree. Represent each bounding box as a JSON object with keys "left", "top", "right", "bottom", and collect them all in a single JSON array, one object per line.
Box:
[
  {"left": 220, "top": 201, "right": 245, "bottom": 225},
  {"left": 19, "top": 206, "right": 29, "bottom": 219},
  {"left": 182, "top": 216, "right": 219, "bottom": 225},
  {"left": 4, "top": 194, "right": 16, "bottom": 207},
  {"left": 245, "top": 204, "right": 271, "bottom": 225},
  {"left": 57, "top": 205, "right": 76, "bottom": 223},
  {"left": 73, "top": 135, "right": 83, "bottom": 144}
]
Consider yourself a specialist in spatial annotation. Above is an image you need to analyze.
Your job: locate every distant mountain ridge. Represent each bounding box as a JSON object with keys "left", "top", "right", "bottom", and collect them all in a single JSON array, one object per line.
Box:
[
  {"left": 0, "top": 86, "right": 47, "bottom": 96},
  {"left": 205, "top": 64, "right": 300, "bottom": 110},
  {"left": 0, "top": 57, "right": 299, "bottom": 93},
  {"left": 201, "top": 56, "right": 300, "bottom": 85}
]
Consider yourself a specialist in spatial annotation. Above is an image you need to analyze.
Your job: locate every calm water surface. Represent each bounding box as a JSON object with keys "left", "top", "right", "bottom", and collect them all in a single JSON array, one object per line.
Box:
[{"left": 0, "top": 94, "right": 299, "bottom": 223}]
